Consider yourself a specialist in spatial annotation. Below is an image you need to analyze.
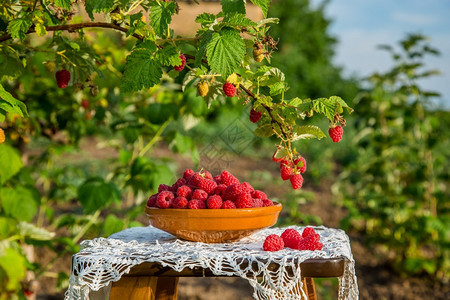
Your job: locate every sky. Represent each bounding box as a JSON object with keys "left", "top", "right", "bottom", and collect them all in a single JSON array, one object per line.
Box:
[{"left": 312, "top": 0, "right": 450, "bottom": 109}]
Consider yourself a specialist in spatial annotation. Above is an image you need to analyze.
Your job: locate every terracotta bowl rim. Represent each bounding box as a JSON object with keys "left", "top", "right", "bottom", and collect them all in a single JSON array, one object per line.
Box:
[{"left": 145, "top": 202, "right": 282, "bottom": 217}]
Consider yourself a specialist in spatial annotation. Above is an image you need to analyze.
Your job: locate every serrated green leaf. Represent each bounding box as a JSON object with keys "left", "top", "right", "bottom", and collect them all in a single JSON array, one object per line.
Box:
[
  {"left": 249, "top": 0, "right": 270, "bottom": 17},
  {"left": 270, "top": 81, "right": 285, "bottom": 96},
  {"left": 221, "top": 0, "right": 246, "bottom": 14},
  {"left": 127, "top": 12, "right": 146, "bottom": 37},
  {"left": 0, "top": 144, "right": 23, "bottom": 185},
  {"left": 254, "top": 123, "right": 274, "bottom": 138},
  {"left": 0, "top": 47, "right": 23, "bottom": 79},
  {"left": 77, "top": 177, "right": 121, "bottom": 214},
  {"left": 206, "top": 28, "right": 245, "bottom": 77},
  {"left": 289, "top": 97, "right": 303, "bottom": 107},
  {"left": 0, "top": 84, "right": 28, "bottom": 117},
  {"left": 330, "top": 95, "right": 354, "bottom": 114},
  {"left": 55, "top": 0, "right": 71, "bottom": 10},
  {"left": 195, "top": 12, "right": 217, "bottom": 26},
  {"left": 223, "top": 13, "right": 257, "bottom": 28},
  {"left": 258, "top": 67, "right": 285, "bottom": 86},
  {"left": 312, "top": 97, "right": 336, "bottom": 121},
  {"left": 273, "top": 147, "right": 289, "bottom": 160},
  {"left": 84, "top": 0, "right": 115, "bottom": 20},
  {"left": 0, "top": 186, "right": 38, "bottom": 222},
  {"left": 7, "top": 18, "right": 32, "bottom": 41},
  {"left": 293, "top": 125, "right": 326, "bottom": 141},
  {"left": 156, "top": 45, "right": 181, "bottom": 66},
  {"left": 182, "top": 69, "right": 199, "bottom": 91},
  {"left": 34, "top": 22, "right": 47, "bottom": 36},
  {"left": 150, "top": 1, "right": 176, "bottom": 37},
  {"left": 121, "top": 41, "right": 162, "bottom": 92},
  {"left": 195, "top": 30, "right": 213, "bottom": 66},
  {"left": 18, "top": 222, "right": 55, "bottom": 241}
]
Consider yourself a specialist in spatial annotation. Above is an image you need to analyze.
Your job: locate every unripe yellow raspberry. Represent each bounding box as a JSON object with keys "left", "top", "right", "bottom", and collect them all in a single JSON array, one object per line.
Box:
[
  {"left": 0, "top": 128, "right": 5, "bottom": 144},
  {"left": 197, "top": 81, "right": 209, "bottom": 97}
]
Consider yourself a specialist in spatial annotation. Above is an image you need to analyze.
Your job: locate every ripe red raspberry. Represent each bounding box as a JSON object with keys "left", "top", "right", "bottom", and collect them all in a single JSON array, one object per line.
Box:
[
  {"left": 240, "top": 182, "right": 254, "bottom": 194},
  {"left": 235, "top": 193, "right": 253, "bottom": 208},
  {"left": 158, "top": 184, "right": 172, "bottom": 193},
  {"left": 172, "top": 178, "right": 187, "bottom": 192},
  {"left": 220, "top": 170, "right": 239, "bottom": 186},
  {"left": 188, "top": 199, "right": 206, "bottom": 209},
  {"left": 252, "top": 198, "right": 264, "bottom": 208},
  {"left": 251, "top": 190, "right": 267, "bottom": 200},
  {"left": 174, "top": 54, "right": 186, "bottom": 71},
  {"left": 81, "top": 99, "right": 89, "bottom": 109},
  {"left": 55, "top": 69, "right": 71, "bottom": 88},
  {"left": 280, "top": 165, "right": 293, "bottom": 181},
  {"left": 281, "top": 229, "right": 302, "bottom": 249},
  {"left": 213, "top": 175, "right": 222, "bottom": 184},
  {"left": 262, "top": 199, "right": 274, "bottom": 207},
  {"left": 188, "top": 173, "right": 203, "bottom": 187},
  {"left": 294, "top": 233, "right": 321, "bottom": 251},
  {"left": 294, "top": 157, "right": 307, "bottom": 174},
  {"left": 183, "top": 169, "right": 195, "bottom": 179},
  {"left": 223, "top": 82, "right": 236, "bottom": 97},
  {"left": 197, "top": 178, "right": 217, "bottom": 194},
  {"left": 147, "top": 193, "right": 158, "bottom": 207},
  {"left": 214, "top": 184, "right": 227, "bottom": 197},
  {"left": 263, "top": 234, "right": 284, "bottom": 251},
  {"left": 249, "top": 109, "right": 262, "bottom": 123},
  {"left": 173, "top": 196, "right": 188, "bottom": 209},
  {"left": 290, "top": 173, "right": 303, "bottom": 190},
  {"left": 206, "top": 195, "right": 223, "bottom": 209},
  {"left": 192, "top": 189, "right": 208, "bottom": 201},
  {"left": 302, "top": 226, "right": 316, "bottom": 238},
  {"left": 280, "top": 159, "right": 293, "bottom": 168},
  {"left": 221, "top": 200, "right": 236, "bottom": 209},
  {"left": 156, "top": 191, "right": 174, "bottom": 208},
  {"left": 223, "top": 184, "right": 243, "bottom": 201},
  {"left": 177, "top": 185, "right": 192, "bottom": 199},
  {"left": 201, "top": 170, "right": 213, "bottom": 180},
  {"left": 329, "top": 125, "right": 343, "bottom": 142}
]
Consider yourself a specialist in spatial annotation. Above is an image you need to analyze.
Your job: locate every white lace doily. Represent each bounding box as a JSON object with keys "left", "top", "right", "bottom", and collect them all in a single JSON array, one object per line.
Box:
[{"left": 65, "top": 225, "right": 358, "bottom": 300}]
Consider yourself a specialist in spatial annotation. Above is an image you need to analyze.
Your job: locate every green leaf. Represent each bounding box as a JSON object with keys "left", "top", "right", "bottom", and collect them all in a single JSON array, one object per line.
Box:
[
  {"left": 121, "top": 41, "right": 162, "bottom": 92},
  {"left": 0, "top": 186, "right": 38, "bottom": 222},
  {"left": 223, "top": 13, "right": 257, "bottom": 28},
  {"left": 254, "top": 123, "right": 274, "bottom": 138},
  {"left": 103, "top": 215, "right": 125, "bottom": 237},
  {"left": 150, "top": 1, "right": 177, "bottom": 37},
  {"left": 156, "top": 45, "right": 181, "bottom": 66},
  {"left": 7, "top": 18, "right": 32, "bottom": 41},
  {"left": 221, "top": 0, "right": 246, "bottom": 14},
  {"left": 0, "top": 247, "right": 26, "bottom": 291},
  {"left": 18, "top": 222, "right": 55, "bottom": 241},
  {"left": 249, "top": 0, "right": 271, "bottom": 17},
  {"left": 206, "top": 28, "right": 245, "bottom": 77},
  {"left": 195, "top": 13, "right": 217, "bottom": 26},
  {"left": 0, "top": 47, "right": 23, "bottom": 79},
  {"left": 292, "top": 125, "right": 326, "bottom": 141},
  {"left": 195, "top": 30, "right": 213, "bottom": 66},
  {"left": 312, "top": 97, "right": 336, "bottom": 121},
  {"left": 0, "top": 144, "right": 23, "bottom": 184},
  {"left": 269, "top": 81, "right": 285, "bottom": 96},
  {"left": 0, "top": 84, "right": 28, "bottom": 117},
  {"left": 77, "top": 177, "right": 121, "bottom": 214},
  {"left": 55, "top": 0, "right": 72, "bottom": 10},
  {"left": 330, "top": 95, "right": 354, "bottom": 114},
  {"left": 127, "top": 12, "right": 146, "bottom": 37},
  {"left": 257, "top": 18, "right": 279, "bottom": 27},
  {"left": 34, "top": 22, "right": 47, "bottom": 36},
  {"left": 127, "top": 157, "right": 173, "bottom": 192},
  {"left": 84, "top": 0, "right": 115, "bottom": 20},
  {"left": 145, "top": 103, "right": 178, "bottom": 124}
]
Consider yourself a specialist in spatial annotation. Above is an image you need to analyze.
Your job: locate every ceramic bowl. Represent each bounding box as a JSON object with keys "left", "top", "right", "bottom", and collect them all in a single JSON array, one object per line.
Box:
[{"left": 145, "top": 202, "right": 282, "bottom": 243}]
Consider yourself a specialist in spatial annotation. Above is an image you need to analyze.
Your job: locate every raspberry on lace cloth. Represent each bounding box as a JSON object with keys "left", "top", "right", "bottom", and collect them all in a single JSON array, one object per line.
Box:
[{"left": 65, "top": 225, "right": 359, "bottom": 300}]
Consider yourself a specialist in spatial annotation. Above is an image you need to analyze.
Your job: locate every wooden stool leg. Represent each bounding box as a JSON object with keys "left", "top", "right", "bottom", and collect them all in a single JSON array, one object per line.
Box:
[
  {"left": 155, "top": 277, "right": 179, "bottom": 300},
  {"left": 110, "top": 276, "right": 158, "bottom": 300},
  {"left": 301, "top": 277, "right": 317, "bottom": 300}
]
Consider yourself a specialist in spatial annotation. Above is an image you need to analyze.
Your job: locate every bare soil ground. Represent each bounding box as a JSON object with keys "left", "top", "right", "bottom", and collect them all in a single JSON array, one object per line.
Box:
[{"left": 35, "top": 141, "right": 449, "bottom": 300}]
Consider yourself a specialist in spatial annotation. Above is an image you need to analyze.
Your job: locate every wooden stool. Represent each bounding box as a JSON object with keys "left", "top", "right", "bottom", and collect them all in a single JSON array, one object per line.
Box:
[{"left": 109, "top": 257, "right": 344, "bottom": 300}]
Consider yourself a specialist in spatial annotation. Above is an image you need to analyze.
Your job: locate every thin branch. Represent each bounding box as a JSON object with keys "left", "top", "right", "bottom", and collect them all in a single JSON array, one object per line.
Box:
[{"left": 0, "top": 22, "right": 145, "bottom": 43}]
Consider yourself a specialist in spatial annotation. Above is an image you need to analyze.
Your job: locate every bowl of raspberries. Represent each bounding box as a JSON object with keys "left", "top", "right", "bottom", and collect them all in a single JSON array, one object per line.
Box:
[{"left": 145, "top": 169, "right": 282, "bottom": 243}]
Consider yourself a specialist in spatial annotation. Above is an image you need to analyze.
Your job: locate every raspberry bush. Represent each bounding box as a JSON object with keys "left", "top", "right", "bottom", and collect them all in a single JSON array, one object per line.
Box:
[{"left": 0, "top": 0, "right": 353, "bottom": 297}]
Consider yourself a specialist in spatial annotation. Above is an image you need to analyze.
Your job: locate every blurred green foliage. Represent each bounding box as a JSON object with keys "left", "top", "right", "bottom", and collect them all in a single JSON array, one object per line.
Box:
[{"left": 335, "top": 34, "right": 450, "bottom": 280}]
